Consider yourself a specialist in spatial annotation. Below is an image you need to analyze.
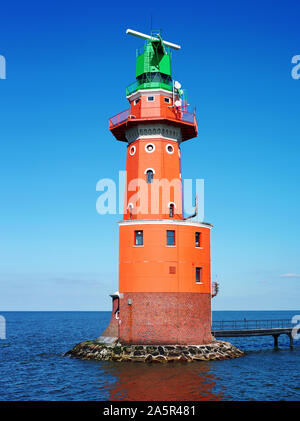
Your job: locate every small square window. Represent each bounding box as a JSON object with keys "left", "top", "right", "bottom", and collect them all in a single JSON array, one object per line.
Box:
[
  {"left": 167, "top": 230, "right": 175, "bottom": 246},
  {"left": 147, "top": 96, "right": 154, "bottom": 101},
  {"left": 195, "top": 232, "right": 201, "bottom": 247},
  {"left": 164, "top": 97, "right": 170, "bottom": 103},
  {"left": 169, "top": 266, "right": 176, "bottom": 274},
  {"left": 134, "top": 230, "right": 143, "bottom": 246},
  {"left": 196, "top": 267, "right": 202, "bottom": 283}
]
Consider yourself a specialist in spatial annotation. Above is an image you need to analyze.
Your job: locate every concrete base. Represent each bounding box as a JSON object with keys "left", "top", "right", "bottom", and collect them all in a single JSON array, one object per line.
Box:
[{"left": 96, "top": 336, "right": 118, "bottom": 344}]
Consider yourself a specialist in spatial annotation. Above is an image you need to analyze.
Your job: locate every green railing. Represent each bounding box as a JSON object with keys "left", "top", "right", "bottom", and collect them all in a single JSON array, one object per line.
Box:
[{"left": 126, "top": 77, "right": 173, "bottom": 96}]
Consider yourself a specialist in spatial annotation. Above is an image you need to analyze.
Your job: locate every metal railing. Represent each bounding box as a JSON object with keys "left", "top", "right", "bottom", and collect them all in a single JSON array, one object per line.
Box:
[
  {"left": 109, "top": 106, "right": 196, "bottom": 129},
  {"left": 181, "top": 110, "right": 195, "bottom": 123},
  {"left": 109, "top": 109, "right": 129, "bottom": 128},
  {"left": 212, "top": 319, "right": 293, "bottom": 331},
  {"left": 126, "top": 80, "right": 173, "bottom": 96}
]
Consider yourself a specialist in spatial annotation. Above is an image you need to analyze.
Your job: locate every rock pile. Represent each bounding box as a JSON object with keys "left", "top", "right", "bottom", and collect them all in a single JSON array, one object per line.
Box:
[{"left": 65, "top": 340, "right": 244, "bottom": 362}]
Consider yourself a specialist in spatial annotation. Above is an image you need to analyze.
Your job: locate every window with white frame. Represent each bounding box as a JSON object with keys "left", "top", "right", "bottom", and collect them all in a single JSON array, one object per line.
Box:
[{"left": 196, "top": 267, "right": 202, "bottom": 283}]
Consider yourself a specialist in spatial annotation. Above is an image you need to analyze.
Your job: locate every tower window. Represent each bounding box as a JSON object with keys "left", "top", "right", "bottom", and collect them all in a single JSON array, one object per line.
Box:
[
  {"left": 195, "top": 232, "right": 201, "bottom": 247},
  {"left": 134, "top": 98, "right": 140, "bottom": 105},
  {"left": 129, "top": 145, "right": 136, "bottom": 156},
  {"left": 145, "top": 143, "right": 155, "bottom": 153},
  {"left": 166, "top": 144, "right": 174, "bottom": 154},
  {"left": 146, "top": 169, "right": 154, "bottom": 184},
  {"left": 128, "top": 203, "right": 133, "bottom": 220},
  {"left": 169, "top": 203, "right": 174, "bottom": 218},
  {"left": 147, "top": 96, "right": 155, "bottom": 102},
  {"left": 134, "top": 230, "right": 143, "bottom": 246},
  {"left": 164, "top": 97, "right": 170, "bottom": 103},
  {"left": 166, "top": 230, "right": 175, "bottom": 246},
  {"left": 196, "top": 267, "right": 202, "bottom": 283}
]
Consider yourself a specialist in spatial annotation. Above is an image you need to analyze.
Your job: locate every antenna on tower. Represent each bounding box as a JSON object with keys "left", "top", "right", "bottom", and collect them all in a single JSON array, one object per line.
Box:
[{"left": 126, "top": 28, "right": 181, "bottom": 50}]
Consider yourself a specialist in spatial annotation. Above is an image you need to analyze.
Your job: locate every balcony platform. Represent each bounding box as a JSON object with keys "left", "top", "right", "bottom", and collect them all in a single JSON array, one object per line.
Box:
[{"left": 109, "top": 107, "right": 198, "bottom": 142}]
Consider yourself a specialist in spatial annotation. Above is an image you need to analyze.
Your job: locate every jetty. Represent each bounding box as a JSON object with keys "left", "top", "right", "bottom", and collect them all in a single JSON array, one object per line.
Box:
[{"left": 212, "top": 319, "right": 295, "bottom": 348}]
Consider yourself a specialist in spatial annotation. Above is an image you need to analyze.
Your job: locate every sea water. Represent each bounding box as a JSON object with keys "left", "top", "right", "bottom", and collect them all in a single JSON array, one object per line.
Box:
[{"left": 0, "top": 311, "right": 299, "bottom": 401}]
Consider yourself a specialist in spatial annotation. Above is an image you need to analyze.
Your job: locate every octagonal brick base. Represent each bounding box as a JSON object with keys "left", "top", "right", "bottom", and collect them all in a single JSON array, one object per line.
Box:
[{"left": 118, "top": 292, "right": 211, "bottom": 345}]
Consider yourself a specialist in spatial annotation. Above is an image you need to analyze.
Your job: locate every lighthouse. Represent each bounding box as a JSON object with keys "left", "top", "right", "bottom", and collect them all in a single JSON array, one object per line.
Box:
[{"left": 102, "top": 29, "right": 213, "bottom": 345}]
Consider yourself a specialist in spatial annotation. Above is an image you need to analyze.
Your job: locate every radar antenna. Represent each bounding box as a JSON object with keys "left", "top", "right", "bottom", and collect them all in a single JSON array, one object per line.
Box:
[{"left": 126, "top": 28, "right": 181, "bottom": 50}]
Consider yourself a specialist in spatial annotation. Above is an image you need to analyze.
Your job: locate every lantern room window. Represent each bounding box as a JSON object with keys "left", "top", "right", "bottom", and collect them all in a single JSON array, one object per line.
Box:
[{"left": 134, "top": 230, "right": 143, "bottom": 246}]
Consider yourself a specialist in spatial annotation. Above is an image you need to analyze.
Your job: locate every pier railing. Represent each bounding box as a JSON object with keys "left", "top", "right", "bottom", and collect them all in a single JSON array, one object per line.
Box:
[{"left": 212, "top": 319, "right": 292, "bottom": 331}]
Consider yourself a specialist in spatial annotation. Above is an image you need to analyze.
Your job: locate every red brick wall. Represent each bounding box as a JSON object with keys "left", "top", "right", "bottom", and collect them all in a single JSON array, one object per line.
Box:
[{"left": 119, "top": 292, "right": 211, "bottom": 345}]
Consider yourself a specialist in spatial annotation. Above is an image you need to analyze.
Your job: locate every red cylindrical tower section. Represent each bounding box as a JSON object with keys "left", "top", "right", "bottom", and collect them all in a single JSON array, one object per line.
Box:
[{"left": 125, "top": 136, "right": 183, "bottom": 220}]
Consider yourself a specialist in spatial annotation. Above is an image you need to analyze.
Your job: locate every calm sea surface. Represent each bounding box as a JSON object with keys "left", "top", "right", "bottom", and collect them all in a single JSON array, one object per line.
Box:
[{"left": 0, "top": 311, "right": 299, "bottom": 401}]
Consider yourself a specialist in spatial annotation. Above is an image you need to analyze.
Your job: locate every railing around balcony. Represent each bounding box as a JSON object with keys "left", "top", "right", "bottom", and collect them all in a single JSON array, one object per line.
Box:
[
  {"left": 181, "top": 111, "right": 195, "bottom": 123},
  {"left": 109, "top": 109, "right": 129, "bottom": 128},
  {"left": 109, "top": 106, "right": 196, "bottom": 129},
  {"left": 126, "top": 78, "right": 173, "bottom": 96}
]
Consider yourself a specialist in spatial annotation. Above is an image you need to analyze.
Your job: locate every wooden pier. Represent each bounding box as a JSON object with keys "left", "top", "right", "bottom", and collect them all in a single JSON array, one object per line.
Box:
[{"left": 212, "top": 319, "right": 295, "bottom": 348}]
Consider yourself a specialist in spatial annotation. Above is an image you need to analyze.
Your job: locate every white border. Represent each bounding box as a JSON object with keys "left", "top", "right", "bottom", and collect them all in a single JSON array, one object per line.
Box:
[
  {"left": 166, "top": 144, "right": 174, "bottom": 154},
  {"left": 129, "top": 145, "right": 136, "bottom": 156},
  {"left": 118, "top": 219, "right": 213, "bottom": 229},
  {"left": 144, "top": 168, "right": 156, "bottom": 174},
  {"left": 145, "top": 142, "right": 155, "bottom": 153}
]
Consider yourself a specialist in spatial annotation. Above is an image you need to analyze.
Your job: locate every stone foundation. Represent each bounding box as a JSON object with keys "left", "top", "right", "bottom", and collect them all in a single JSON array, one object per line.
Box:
[{"left": 65, "top": 340, "right": 244, "bottom": 363}]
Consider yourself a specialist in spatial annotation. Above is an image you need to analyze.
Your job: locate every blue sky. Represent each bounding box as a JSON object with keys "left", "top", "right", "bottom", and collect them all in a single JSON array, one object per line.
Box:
[{"left": 0, "top": 0, "right": 299, "bottom": 310}]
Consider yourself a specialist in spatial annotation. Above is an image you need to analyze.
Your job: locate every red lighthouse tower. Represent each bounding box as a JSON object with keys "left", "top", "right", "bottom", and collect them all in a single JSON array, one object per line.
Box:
[{"left": 103, "top": 29, "right": 213, "bottom": 345}]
